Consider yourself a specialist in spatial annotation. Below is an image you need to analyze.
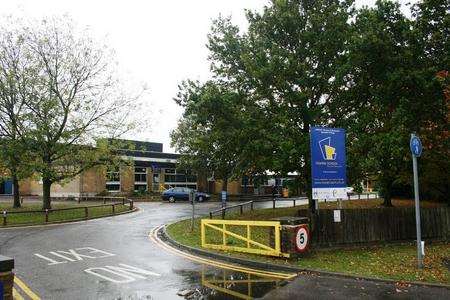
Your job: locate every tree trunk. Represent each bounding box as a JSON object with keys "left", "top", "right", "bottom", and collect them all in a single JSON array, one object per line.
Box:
[
  {"left": 381, "top": 179, "right": 393, "bottom": 207},
  {"left": 12, "top": 174, "right": 21, "bottom": 208},
  {"left": 222, "top": 178, "right": 228, "bottom": 193},
  {"left": 42, "top": 177, "right": 52, "bottom": 210}
]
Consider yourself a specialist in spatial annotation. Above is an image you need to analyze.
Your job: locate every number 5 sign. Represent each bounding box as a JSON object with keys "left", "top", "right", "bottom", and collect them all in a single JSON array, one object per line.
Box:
[{"left": 294, "top": 224, "right": 310, "bottom": 253}]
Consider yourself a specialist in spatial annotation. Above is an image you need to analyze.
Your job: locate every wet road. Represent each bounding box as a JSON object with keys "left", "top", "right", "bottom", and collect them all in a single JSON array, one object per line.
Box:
[
  {"left": 0, "top": 201, "right": 298, "bottom": 299},
  {"left": 1, "top": 200, "right": 449, "bottom": 300}
]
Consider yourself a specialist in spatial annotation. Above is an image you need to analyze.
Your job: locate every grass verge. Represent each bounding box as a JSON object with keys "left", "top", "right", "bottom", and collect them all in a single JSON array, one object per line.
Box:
[
  {"left": 166, "top": 199, "right": 450, "bottom": 284},
  {"left": 0, "top": 201, "right": 131, "bottom": 226}
]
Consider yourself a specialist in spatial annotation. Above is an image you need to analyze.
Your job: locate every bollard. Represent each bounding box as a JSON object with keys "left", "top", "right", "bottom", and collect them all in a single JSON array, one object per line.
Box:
[
  {"left": 112, "top": 204, "right": 115, "bottom": 214},
  {"left": 0, "top": 255, "right": 14, "bottom": 300},
  {"left": 85, "top": 207, "right": 88, "bottom": 219},
  {"left": 45, "top": 209, "right": 49, "bottom": 223},
  {"left": 273, "top": 198, "right": 276, "bottom": 209},
  {"left": 240, "top": 204, "right": 243, "bottom": 215},
  {"left": 209, "top": 212, "right": 212, "bottom": 219},
  {"left": 2, "top": 211, "right": 6, "bottom": 226},
  {"left": 293, "top": 199, "right": 296, "bottom": 207},
  {"left": 130, "top": 200, "right": 134, "bottom": 210}
]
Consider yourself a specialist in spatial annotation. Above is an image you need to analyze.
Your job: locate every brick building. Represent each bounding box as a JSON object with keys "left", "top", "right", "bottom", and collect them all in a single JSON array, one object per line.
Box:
[{"left": 0, "top": 140, "right": 289, "bottom": 197}]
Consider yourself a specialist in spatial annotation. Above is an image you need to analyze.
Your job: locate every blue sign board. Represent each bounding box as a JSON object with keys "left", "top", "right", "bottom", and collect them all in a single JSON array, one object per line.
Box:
[
  {"left": 410, "top": 135, "right": 422, "bottom": 157},
  {"left": 310, "top": 127, "right": 347, "bottom": 199},
  {"left": 221, "top": 191, "right": 227, "bottom": 207}
]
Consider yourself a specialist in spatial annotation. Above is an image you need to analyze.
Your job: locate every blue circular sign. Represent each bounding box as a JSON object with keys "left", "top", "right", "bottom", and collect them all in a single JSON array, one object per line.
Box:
[{"left": 410, "top": 135, "right": 422, "bottom": 157}]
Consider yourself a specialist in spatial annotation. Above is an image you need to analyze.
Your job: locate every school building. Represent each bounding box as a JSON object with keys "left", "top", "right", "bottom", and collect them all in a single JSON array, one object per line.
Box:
[{"left": 0, "top": 140, "right": 280, "bottom": 197}]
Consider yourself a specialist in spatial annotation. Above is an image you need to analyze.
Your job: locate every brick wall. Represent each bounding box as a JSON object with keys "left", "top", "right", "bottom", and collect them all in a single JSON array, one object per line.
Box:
[{"left": 120, "top": 166, "right": 134, "bottom": 194}]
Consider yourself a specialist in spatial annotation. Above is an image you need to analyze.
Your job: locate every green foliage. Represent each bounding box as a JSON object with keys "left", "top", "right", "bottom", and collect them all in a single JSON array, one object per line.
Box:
[{"left": 171, "top": 80, "right": 248, "bottom": 189}]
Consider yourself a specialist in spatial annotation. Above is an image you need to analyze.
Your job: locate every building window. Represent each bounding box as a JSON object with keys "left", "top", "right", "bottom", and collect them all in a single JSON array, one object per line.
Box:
[
  {"left": 134, "top": 167, "right": 147, "bottom": 192},
  {"left": 164, "top": 168, "right": 197, "bottom": 189},
  {"left": 106, "top": 167, "right": 120, "bottom": 192}
]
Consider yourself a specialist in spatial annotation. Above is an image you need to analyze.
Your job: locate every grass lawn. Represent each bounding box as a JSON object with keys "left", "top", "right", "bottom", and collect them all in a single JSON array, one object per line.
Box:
[
  {"left": 0, "top": 201, "right": 131, "bottom": 226},
  {"left": 166, "top": 198, "right": 450, "bottom": 284}
]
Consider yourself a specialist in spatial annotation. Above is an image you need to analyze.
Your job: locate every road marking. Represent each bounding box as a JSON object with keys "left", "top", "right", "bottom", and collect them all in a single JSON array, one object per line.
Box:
[
  {"left": 13, "top": 287, "right": 24, "bottom": 300},
  {"left": 149, "top": 225, "right": 297, "bottom": 280},
  {"left": 33, "top": 253, "right": 67, "bottom": 265},
  {"left": 34, "top": 247, "right": 115, "bottom": 265},
  {"left": 85, "top": 264, "right": 161, "bottom": 283},
  {"left": 14, "top": 276, "right": 40, "bottom": 300}
]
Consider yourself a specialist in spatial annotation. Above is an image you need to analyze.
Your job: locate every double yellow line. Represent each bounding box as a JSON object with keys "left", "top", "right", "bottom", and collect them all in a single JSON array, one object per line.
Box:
[
  {"left": 149, "top": 225, "right": 297, "bottom": 280},
  {"left": 12, "top": 276, "right": 40, "bottom": 300}
]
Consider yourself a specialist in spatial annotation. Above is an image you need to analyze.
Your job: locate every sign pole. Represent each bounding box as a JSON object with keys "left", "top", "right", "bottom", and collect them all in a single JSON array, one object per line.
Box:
[
  {"left": 410, "top": 133, "right": 423, "bottom": 269},
  {"left": 190, "top": 190, "right": 195, "bottom": 232}
]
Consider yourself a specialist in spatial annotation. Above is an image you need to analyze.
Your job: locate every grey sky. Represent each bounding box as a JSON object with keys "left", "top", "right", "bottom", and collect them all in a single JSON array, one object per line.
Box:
[{"left": 2, "top": 0, "right": 415, "bottom": 152}]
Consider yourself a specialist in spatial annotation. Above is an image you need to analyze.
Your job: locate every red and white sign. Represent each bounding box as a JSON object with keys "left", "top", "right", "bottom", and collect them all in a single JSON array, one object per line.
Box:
[{"left": 294, "top": 225, "right": 310, "bottom": 253}]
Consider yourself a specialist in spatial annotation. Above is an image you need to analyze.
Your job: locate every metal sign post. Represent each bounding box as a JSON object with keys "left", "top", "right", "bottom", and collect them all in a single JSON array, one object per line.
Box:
[
  {"left": 190, "top": 189, "right": 195, "bottom": 232},
  {"left": 410, "top": 134, "right": 423, "bottom": 269}
]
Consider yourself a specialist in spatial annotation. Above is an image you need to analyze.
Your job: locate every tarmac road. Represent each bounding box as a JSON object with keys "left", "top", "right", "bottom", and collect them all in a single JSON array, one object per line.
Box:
[{"left": 0, "top": 200, "right": 449, "bottom": 300}]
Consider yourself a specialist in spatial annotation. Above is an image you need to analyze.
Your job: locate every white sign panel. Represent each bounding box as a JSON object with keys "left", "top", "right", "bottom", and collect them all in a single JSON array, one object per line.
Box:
[
  {"left": 312, "top": 187, "right": 347, "bottom": 200},
  {"left": 333, "top": 210, "right": 341, "bottom": 223}
]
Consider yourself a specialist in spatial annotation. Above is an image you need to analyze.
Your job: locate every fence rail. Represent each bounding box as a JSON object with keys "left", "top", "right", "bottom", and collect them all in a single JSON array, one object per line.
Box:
[
  {"left": 209, "top": 197, "right": 307, "bottom": 219},
  {"left": 1, "top": 198, "right": 134, "bottom": 226},
  {"left": 208, "top": 193, "right": 379, "bottom": 219}
]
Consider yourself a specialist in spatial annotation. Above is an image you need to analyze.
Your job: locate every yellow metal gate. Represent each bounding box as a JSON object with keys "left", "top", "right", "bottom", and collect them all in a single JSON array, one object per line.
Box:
[{"left": 200, "top": 219, "right": 289, "bottom": 258}]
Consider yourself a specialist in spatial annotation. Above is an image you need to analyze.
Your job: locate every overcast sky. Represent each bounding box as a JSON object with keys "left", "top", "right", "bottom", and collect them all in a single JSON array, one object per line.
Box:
[{"left": 2, "top": 0, "right": 415, "bottom": 152}]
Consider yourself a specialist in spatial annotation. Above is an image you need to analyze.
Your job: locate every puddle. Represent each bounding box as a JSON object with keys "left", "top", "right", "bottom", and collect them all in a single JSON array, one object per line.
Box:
[{"left": 177, "top": 265, "right": 290, "bottom": 299}]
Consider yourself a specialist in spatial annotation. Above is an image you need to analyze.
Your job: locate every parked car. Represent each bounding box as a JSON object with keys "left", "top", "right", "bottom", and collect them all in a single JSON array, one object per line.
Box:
[{"left": 161, "top": 187, "right": 210, "bottom": 203}]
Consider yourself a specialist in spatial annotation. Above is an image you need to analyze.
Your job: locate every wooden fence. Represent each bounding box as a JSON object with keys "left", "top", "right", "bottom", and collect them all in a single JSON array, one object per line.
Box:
[{"left": 298, "top": 207, "right": 450, "bottom": 246}]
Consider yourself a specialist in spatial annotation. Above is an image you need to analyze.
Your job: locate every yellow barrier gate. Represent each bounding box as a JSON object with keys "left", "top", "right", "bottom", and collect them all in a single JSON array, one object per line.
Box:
[{"left": 201, "top": 219, "right": 289, "bottom": 258}]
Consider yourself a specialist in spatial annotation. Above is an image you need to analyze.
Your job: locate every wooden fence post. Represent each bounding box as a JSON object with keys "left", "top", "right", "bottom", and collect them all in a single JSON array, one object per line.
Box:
[
  {"left": 209, "top": 212, "right": 212, "bottom": 219},
  {"left": 130, "top": 200, "right": 134, "bottom": 210},
  {"left": 112, "top": 204, "right": 115, "bottom": 215},
  {"left": 45, "top": 209, "right": 49, "bottom": 222},
  {"left": 221, "top": 209, "right": 225, "bottom": 220},
  {"left": 273, "top": 198, "right": 276, "bottom": 209},
  {"left": 240, "top": 204, "right": 243, "bottom": 215},
  {"left": 103, "top": 197, "right": 106, "bottom": 204}
]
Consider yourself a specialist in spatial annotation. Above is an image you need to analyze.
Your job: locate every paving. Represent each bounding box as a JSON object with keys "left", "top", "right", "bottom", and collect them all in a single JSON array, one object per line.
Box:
[{"left": 0, "top": 200, "right": 448, "bottom": 299}]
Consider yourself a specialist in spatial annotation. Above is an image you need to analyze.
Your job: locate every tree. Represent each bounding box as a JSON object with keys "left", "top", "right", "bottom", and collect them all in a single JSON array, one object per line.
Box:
[
  {"left": 411, "top": 0, "right": 449, "bottom": 203},
  {"left": 16, "top": 17, "right": 142, "bottom": 209},
  {"left": 207, "top": 0, "right": 354, "bottom": 210},
  {"left": 333, "top": 0, "right": 448, "bottom": 206},
  {"left": 171, "top": 80, "right": 247, "bottom": 192},
  {"left": 0, "top": 19, "right": 35, "bottom": 208}
]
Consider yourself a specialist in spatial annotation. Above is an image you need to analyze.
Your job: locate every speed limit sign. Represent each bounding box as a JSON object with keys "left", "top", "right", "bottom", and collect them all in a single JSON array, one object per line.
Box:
[{"left": 294, "top": 224, "right": 310, "bottom": 253}]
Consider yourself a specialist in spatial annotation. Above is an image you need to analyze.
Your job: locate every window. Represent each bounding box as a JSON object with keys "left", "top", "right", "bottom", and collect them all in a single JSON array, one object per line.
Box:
[
  {"left": 107, "top": 168, "right": 120, "bottom": 182},
  {"left": 164, "top": 168, "right": 197, "bottom": 189},
  {"left": 134, "top": 167, "right": 147, "bottom": 183},
  {"left": 106, "top": 167, "right": 121, "bottom": 192},
  {"left": 134, "top": 167, "right": 147, "bottom": 192}
]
